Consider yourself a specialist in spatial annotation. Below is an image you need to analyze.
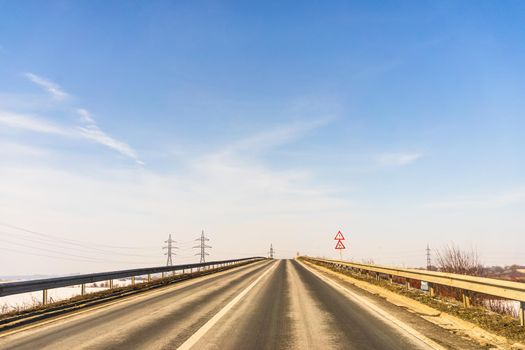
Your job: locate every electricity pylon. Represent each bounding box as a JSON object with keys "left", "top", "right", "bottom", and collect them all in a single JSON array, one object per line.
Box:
[
  {"left": 426, "top": 244, "right": 431, "bottom": 270},
  {"left": 268, "top": 244, "right": 274, "bottom": 259},
  {"left": 193, "top": 230, "right": 211, "bottom": 263},
  {"left": 163, "top": 234, "right": 177, "bottom": 266}
]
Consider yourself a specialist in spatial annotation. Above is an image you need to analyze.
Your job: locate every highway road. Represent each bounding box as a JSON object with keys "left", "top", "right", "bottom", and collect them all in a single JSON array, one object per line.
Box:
[{"left": 0, "top": 259, "right": 481, "bottom": 350}]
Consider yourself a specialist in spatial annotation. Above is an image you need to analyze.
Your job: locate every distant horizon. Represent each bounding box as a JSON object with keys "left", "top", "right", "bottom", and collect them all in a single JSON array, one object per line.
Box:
[
  {"left": 1, "top": 1, "right": 524, "bottom": 275},
  {"left": 1, "top": 252, "right": 524, "bottom": 280}
]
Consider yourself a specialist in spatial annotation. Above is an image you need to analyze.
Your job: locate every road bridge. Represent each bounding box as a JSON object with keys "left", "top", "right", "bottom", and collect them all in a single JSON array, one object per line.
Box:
[{"left": 0, "top": 259, "right": 486, "bottom": 349}]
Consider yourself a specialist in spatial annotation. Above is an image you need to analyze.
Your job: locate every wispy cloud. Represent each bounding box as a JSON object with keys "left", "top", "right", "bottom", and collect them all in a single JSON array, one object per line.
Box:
[
  {"left": 0, "top": 110, "right": 143, "bottom": 165},
  {"left": 0, "top": 111, "right": 67, "bottom": 135},
  {"left": 426, "top": 189, "right": 525, "bottom": 209},
  {"left": 77, "top": 124, "right": 143, "bottom": 165},
  {"left": 1, "top": 73, "right": 142, "bottom": 164},
  {"left": 75, "top": 108, "right": 143, "bottom": 165},
  {"left": 220, "top": 118, "right": 330, "bottom": 157},
  {"left": 24, "top": 72, "right": 68, "bottom": 100},
  {"left": 0, "top": 141, "right": 49, "bottom": 157},
  {"left": 76, "top": 108, "right": 95, "bottom": 123},
  {"left": 377, "top": 152, "right": 422, "bottom": 166}
]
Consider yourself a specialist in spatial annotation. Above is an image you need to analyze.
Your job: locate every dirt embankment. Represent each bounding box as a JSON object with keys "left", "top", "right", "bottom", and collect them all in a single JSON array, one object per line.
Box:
[{"left": 302, "top": 258, "right": 525, "bottom": 346}]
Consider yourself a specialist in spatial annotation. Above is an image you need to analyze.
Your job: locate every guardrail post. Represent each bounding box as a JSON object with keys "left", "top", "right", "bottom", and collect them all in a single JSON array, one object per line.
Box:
[
  {"left": 462, "top": 290, "right": 471, "bottom": 308},
  {"left": 520, "top": 301, "right": 525, "bottom": 327},
  {"left": 389, "top": 275, "right": 393, "bottom": 284},
  {"left": 406, "top": 279, "right": 410, "bottom": 290},
  {"left": 429, "top": 283, "right": 435, "bottom": 297},
  {"left": 0, "top": 258, "right": 262, "bottom": 305}
]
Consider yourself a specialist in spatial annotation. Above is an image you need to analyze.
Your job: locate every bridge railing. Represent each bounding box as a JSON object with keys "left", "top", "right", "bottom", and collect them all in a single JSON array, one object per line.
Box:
[
  {"left": 301, "top": 256, "right": 525, "bottom": 326},
  {"left": 0, "top": 257, "right": 265, "bottom": 305}
]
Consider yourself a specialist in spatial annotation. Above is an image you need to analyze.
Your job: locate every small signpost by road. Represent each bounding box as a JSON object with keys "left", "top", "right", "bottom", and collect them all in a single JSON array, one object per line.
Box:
[{"left": 334, "top": 230, "right": 346, "bottom": 260}]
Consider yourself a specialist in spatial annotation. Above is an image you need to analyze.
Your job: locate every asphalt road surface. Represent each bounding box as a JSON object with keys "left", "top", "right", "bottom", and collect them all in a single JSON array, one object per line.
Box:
[{"left": 0, "top": 259, "right": 476, "bottom": 350}]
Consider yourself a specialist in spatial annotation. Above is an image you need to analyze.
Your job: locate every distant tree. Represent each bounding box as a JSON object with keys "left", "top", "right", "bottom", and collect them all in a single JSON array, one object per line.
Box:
[
  {"left": 435, "top": 243, "right": 485, "bottom": 276},
  {"left": 490, "top": 266, "right": 504, "bottom": 274}
]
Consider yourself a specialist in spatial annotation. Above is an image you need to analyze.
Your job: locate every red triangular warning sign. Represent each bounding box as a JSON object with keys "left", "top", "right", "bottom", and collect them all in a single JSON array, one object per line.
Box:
[
  {"left": 335, "top": 240, "right": 346, "bottom": 249},
  {"left": 334, "top": 230, "right": 345, "bottom": 240}
]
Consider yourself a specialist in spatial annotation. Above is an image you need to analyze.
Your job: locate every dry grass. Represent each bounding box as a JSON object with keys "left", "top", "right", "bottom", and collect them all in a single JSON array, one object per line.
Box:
[
  {"left": 0, "top": 261, "right": 255, "bottom": 323},
  {"left": 433, "top": 244, "right": 521, "bottom": 320},
  {"left": 303, "top": 257, "right": 525, "bottom": 344},
  {"left": 0, "top": 296, "right": 44, "bottom": 316},
  {"left": 483, "top": 299, "right": 519, "bottom": 318},
  {"left": 0, "top": 304, "right": 10, "bottom": 314},
  {"left": 433, "top": 244, "right": 486, "bottom": 301}
]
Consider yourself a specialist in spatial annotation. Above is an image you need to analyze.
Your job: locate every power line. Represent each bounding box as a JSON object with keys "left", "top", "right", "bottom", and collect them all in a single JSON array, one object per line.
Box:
[
  {"left": 193, "top": 230, "right": 211, "bottom": 263},
  {"left": 0, "top": 230, "right": 158, "bottom": 258},
  {"left": 0, "top": 222, "right": 159, "bottom": 250},
  {"left": 0, "top": 237, "right": 121, "bottom": 263},
  {"left": 163, "top": 234, "right": 178, "bottom": 266},
  {"left": 349, "top": 253, "right": 426, "bottom": 259},
  {"left": 1, "top": 245, "right": 153, "bottom": 265}
]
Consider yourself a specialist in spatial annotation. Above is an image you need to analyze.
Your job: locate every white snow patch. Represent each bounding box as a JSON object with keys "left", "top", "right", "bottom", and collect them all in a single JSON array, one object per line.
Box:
[{"left": 0, "top": 277, "right": 156, "bottom": 313}]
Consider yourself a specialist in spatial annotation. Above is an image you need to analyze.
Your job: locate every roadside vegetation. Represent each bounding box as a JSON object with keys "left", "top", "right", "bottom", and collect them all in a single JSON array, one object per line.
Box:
[
  {"left": 434, "top": 244, "right": 520, "bottom": 319},
  {"left": 0, "top": 261, "right": 252, "bottom": 328},
  {"left": 302, "top": 245, "right": 525, "bottom": 344}
]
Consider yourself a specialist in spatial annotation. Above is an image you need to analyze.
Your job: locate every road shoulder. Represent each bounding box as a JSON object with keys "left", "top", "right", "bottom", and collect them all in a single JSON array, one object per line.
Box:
[{"left": 299, "top": 258, "right": 521, "bottom": 350}]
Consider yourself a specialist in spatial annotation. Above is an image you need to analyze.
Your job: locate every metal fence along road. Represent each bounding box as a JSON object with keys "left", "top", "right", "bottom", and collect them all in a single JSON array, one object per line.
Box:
[
  {"left": 302, "top": 256, "right": 525, "bottom": 326},
  {"left": 0, "top": 257, "right": 265, "bottom": 304}
]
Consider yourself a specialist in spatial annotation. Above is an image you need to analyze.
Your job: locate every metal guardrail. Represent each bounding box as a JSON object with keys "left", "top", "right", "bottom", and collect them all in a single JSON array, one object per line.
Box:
[
  {"left": 302, "top": 257, "right": 525, "bottom": 326},
  {"left": 0, "top": 257, "right": 265, "bottom": 304}
]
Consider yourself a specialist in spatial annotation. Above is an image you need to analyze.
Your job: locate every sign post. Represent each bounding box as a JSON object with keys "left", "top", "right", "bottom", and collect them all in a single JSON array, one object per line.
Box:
[{"left": 334, "top": 230, "right": 346, "bottom": 260}]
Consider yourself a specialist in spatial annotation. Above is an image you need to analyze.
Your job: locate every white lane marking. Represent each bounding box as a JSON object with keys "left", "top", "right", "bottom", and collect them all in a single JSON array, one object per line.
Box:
[
  {"left": 177, "top": 262, "right": 277, "bottom": 350},
  {"left": 0, "top": 261, "right": 269, "bottom": 340},
  {"left": 299, "top": 261, "right": 447, "bottom": 350}
]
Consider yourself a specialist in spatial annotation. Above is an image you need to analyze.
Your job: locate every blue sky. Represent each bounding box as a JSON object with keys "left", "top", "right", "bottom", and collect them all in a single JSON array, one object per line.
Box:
[{"left": 0, "top": 1, "right": 524, "bottom": 274}]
